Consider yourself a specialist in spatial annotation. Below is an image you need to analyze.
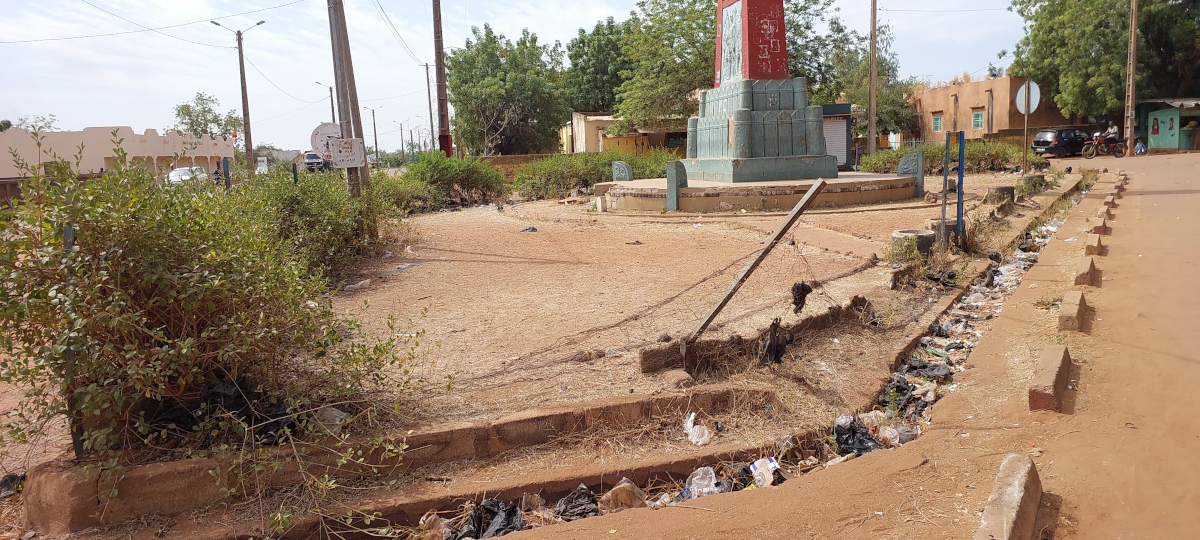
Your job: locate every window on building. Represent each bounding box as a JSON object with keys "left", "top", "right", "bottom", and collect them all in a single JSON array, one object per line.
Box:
[
  {"left": 972, "top": 111, "right": 985, "bottom": 130},
  {"left": 932, "top": 115, "right": 943, "bottom": 132}
]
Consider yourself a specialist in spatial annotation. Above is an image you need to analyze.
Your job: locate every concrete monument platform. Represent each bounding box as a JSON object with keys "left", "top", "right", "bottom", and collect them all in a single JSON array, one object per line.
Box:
[{"left": 596, "top": 172, "right": 918, "bottom": 212}]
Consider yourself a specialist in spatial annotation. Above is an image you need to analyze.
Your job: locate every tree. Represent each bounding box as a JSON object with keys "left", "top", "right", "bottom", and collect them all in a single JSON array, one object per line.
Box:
[
  {"left": 254, "top": 143, "right": 283, "bottom": 164},
  {"left": 14, "top": 115, "right": 60, "bottom": 132},
  {"left": 1009, "top": 0, "right": 1200, "bottom": 118},
  {"left": 783, "top": 0, "right": 863, "bottom": 93},
  {"left": 610, "top": 0, "right": 715, "bottom": 134},
  {"left": 0, "top": 120, "right": 11, "bottom": 132},
  {"left": 565, "top": 17, "right": 634, "bottom": 112},
  {"left": 809, "top": 26, "right": 921, "bottom": 136},
  {"left": 447, "top": 24, "right": 571, "bottom": 156},
  {"left": 172, "top": 93, "right": 243, "bottom": 140}
]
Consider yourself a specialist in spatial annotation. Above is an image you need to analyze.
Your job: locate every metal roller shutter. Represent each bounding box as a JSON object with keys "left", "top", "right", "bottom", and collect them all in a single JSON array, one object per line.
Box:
[{"left": 823, "top": 117, "right": 849, "bottom": 166}]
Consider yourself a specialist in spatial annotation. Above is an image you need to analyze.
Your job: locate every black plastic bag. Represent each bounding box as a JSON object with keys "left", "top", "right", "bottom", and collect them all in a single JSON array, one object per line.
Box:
[
  {"left": 758, "top": 318, "right": 791, "bottom": 366},
  {"left": 791, "top": 282, "right": 814, "bottom": 314},
  {"left": 554, "top": 484, "right": 599, "bottom": 522},
  {"left": 878, "top": 373, "right": 914, "bottom": 411},
  {"left": 903, "top": 356, "right": 952, "bottom": 380},
  {"left": 451, "top": 499, "right": 526, "bottom": 540},
  {"left": 835, "top": 419, "right": 881, "bottom": 456}
]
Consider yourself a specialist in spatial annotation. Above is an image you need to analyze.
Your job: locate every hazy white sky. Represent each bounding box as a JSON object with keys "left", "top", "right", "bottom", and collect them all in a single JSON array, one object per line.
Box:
[{"left": 0, "top": 0, "right": 1024, "bottom": 151}]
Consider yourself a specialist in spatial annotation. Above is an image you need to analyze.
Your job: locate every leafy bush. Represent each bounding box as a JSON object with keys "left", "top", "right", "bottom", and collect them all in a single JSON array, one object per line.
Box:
[
  {"left": 372, "top": 172, "right": 442, "bottom": 213},
  {"left": 513, "top": 149, "right": 678, "bottom": 199},
  {"left": 860, "top": 141, "right": 1047, "bottom": 176},
  {"left": 401, "top": 151, "right": 507, "bottom": 202},
  {"left": 0, "top": 145, "right": 415, "bottom": 460}
]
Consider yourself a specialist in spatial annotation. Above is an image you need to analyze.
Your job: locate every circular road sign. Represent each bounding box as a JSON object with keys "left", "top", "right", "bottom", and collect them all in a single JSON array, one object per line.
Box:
[
  {"left": 310, "top": 122, "right": 341, "bottom": 159},
  {"left": 1016, "top": 82, "right": 1041, "bottom": 115}
]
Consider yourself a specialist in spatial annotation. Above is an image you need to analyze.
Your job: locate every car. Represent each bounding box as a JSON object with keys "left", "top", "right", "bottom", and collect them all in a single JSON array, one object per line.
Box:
[
  {"left": 166, "top": 167, "right": 208, "bottom": 185},
  {"left": 303, "top": 151, "right": 328, "bottom": 172},
  {"left": 255, "top": 165, "right": 269, "bottom": 175},
  {"left": 1031, "top": 127, "right": 1090, "bottom": 158}
]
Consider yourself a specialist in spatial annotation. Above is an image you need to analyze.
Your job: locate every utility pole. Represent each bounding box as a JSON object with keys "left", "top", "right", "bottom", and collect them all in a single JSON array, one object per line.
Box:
[
  {"left": 432, "top": 0, "right": 453, "bottom": 157},
  {"left": 424, "top": 64, "right": 436, "bottom": 151},
  {"left": 867, "top": 0, "right": 878, "bottom": 156},
  {"left": 212, "top": 20, "right": 265, "bottom": 171},
  {"left": 316, "top": 81, "right": 336, "bottom": 124},
  {"left": 400, "top": 124, "right": 406, "bottom": 163},
  {"left": 364, "top": 106, "right": 382, "bottom": 169},
  {"left": 1123, "top": 0, "right": 1139, "bottom": 156},
  {"left": 327, "top": 0, "right": 367, "bottom": 196}
]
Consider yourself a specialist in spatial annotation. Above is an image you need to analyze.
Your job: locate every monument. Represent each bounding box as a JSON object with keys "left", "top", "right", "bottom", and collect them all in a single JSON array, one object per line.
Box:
[{"left": 683, "top": 0, "right": 839, "bottom": 182}]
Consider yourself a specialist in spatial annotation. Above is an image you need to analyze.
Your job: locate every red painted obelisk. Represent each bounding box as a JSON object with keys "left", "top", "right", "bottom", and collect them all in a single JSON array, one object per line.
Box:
[{"left": 714, "top": 0, "right": 788, "bottom": 87}]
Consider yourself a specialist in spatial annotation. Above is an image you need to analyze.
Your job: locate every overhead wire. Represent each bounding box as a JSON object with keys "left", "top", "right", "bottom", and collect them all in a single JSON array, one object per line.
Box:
[
  {"left": 370, "top": 0, "right": 422, "bottom": 64},
  {"left": 361, "top": 89, "right": 427, "bottom": 102},
  {"left": 878, "top": 8, "right": 1007, "bottom": 13},
  {"left": 243, "top": 54, "right": 325, "bottom": 103},
  {"left": 78, "top": 0, "right": 232, "bottom": 48}
]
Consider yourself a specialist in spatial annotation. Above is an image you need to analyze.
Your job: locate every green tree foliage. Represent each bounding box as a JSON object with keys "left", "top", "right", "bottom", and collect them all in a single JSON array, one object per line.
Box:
[
  {"left": 514, "top": 149, "right": 677, "bottom": 199},
  {"left": 14, "top": 114, "right": 60, "bottom": 132},
  {"left": 0, "top": 119, "right": 11, "bottom": 132},
  {"left": 783, "top": 0, "right": 862, "bottom": 91},
  {"left": 565, "top": 17, "right": 634, "bottom": 112},
  {"left": 447, "top": 25, "right": 571, "bottom": 156},
  {"left": 609, "top": 0, "right": 715, "bottom": 134},
  {"left": 810, "top": 26, "right": 921, "bottom": 136},
  {"left": 172, "top": 92, "right": 243, "bottom": 139},
  {"left": 1010, "top": 0, "right": 1200, "bottom": 118}
]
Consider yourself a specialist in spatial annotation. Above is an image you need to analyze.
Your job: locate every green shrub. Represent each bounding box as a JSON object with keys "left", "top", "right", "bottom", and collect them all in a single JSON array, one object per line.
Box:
[
  {"left": 513, "top": 149, "right": 679, "bottom": 199},
  {"left": 0, "top": 144, "right": 415, "bottom": 461},
  {"left": 373, "top": 172, "right": 442, "bottom": 213},
  {"left": 402, "top": 151, "right": 506, "bottom": 202},
  {"left": 861, "top": 141, "right": 1047, "bottom": 175}
]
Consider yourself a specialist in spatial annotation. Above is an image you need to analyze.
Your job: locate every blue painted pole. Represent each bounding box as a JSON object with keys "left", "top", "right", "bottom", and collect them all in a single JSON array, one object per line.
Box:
[
  {"left": 956, "top": 131, "right": 965, "bottom": 240},
  {"left": 222, "top": 158, "right": 231, "bottom": 190}
]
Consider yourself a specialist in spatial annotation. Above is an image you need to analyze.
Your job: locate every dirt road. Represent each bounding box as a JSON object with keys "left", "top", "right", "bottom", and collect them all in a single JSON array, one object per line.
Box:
[{"left": 512, "top": 155, "right": 1200, "bottom": 539}]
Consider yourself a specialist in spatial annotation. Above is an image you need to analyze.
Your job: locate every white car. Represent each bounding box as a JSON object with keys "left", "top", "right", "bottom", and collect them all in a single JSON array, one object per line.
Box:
[{"left": 166, "top": 167, "right": 208, "bottom": 185}]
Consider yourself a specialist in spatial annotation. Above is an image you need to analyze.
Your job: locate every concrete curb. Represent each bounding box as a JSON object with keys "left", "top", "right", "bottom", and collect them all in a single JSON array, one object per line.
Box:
[
  {"left": 1085, "top": 233, "right": 1105, "bottom": 256},
  {"left": 972, "top": 454, "right": 1044, "bottom": 540},
  {"left": 1089, "top": 217, "right": 1111, "bottom": 236},
  {"left": 1029, "top": 345, "right": 1073, "bottom": 412},
  {"left": 1096, "top": 207, "right": 1114, "bottom": 220},
  {"left": 1074, "top": 257, "right": 1100, "bottom": 286},
  {"left": 1058, "top": 290, "right": 1088, "bottom": 331},
  {"left": 1103, "top": 195, "right": 1117, "bottom": 208}
]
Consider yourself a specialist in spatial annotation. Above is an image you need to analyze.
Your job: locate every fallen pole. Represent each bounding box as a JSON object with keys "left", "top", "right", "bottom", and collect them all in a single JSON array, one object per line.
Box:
[{"left": 681, "top": 179, "right": 827, "bottom": 363}]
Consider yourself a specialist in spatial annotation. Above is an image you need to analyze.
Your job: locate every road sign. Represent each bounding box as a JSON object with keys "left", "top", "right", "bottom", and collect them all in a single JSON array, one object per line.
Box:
[
  {"left": 310, "top": 123, "right": 341, "bottom": 160},
  {"left": 1016, "top": 82, "right": 1041, "bottom": 114},
  {"left": 331, "top": 138, "right": 366, "bottom": 168}
]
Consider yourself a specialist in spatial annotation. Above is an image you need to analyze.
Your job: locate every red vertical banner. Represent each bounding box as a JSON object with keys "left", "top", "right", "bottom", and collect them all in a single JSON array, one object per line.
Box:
[{"left": 715, "top": 0, "right": 788, "bottom": 87}]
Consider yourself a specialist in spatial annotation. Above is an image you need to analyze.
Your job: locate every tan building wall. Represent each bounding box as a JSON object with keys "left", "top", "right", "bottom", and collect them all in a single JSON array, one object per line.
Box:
[
  {"left": 914, "top": 77, "right": 1072, "bottom": 141},
  {"left": 1, "top": 126, "right": 236, "bottom": 180},
  {"left": 568, "top": 112, "right": 617, "bottom": 153}
]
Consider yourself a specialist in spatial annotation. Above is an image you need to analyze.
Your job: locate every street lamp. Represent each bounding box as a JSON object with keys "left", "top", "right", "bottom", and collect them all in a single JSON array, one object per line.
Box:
[
  {"left": 316, "top": 81, "right": 336, "bottom": 124},
  {"left": 212, "top": 19, "right": 266, "bottom": 172},
  {"left": 363, "top": 106, "right": 382, "bottom": 169}
]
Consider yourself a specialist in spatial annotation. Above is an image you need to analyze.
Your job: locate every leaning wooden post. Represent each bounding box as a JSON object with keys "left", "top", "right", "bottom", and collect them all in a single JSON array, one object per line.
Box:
[{"left": 681, "top": 179, "right": 827, "bottom": 363}]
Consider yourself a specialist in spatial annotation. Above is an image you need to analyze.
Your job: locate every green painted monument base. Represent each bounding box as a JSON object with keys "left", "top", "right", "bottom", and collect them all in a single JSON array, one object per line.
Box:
[{"left": 683, "top": 155, "right": 839, "bottom": 183}]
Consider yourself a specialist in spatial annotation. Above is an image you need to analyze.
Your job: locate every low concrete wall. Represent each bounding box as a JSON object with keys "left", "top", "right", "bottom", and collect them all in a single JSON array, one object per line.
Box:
[{"left": 607, "top": 176, "right": 919, "bottom": 212}]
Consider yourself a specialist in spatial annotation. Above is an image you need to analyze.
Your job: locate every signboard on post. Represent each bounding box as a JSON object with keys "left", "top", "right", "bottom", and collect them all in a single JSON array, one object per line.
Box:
[
  {"left": 310, "top": 122, "right": 341, "bottom": 160},
  {"left": 1016, "top": 81, "right": 1041, "bottom": 175},
  {"left": 331, "top": 138, "right": 367, "bottom": 169}
]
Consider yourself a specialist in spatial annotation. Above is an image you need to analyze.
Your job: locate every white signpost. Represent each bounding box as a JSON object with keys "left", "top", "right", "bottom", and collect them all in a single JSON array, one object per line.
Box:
[
  {"left": 1016, "top": 81, "right": 1041, "bottom": 175},
  {"left": 310, "top": 122, "right": 342, "bottom": 160},
  {"left": 331, "top": 138, "right": 367, "bottom": 169}
]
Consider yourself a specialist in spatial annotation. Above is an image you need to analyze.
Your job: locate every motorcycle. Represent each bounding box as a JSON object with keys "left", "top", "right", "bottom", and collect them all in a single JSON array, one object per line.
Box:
[{"left": 1082, "top": 132, "right": 1127, "bottom": 159}]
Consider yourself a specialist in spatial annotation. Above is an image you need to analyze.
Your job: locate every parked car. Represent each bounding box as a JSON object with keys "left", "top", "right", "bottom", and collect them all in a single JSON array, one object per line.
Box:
[
  {"left": 303, "top": 152, "right": 329, "bottom": 172},
  {"left": 1031, "top": 128, "right": 1090, "bottom": 158},
  {"left": 166, "top": 167, "right": 208, "bottom": 185}
]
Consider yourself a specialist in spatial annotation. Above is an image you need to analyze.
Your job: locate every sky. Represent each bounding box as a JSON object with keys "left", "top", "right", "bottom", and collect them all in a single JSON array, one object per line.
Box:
[{"left": 0, "top": 0, "right": 1026, "bottom": 151}]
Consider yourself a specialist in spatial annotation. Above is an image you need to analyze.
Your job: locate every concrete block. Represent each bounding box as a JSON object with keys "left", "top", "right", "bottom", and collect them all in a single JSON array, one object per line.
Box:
[
  {"left": 1085, "top": 234, "right": 1105, "bottom": 256},
  {"left": 1029, "top": 345, "right": 1072, "bottom": 412},
  {"left": 22, "top": 460, "right": 100, "bottom": 533},
  {"left": 973, "top": 454, "right": 1043, "bottom": 540},
  {"left": 400, "top": 421, "right": 488, "bottom": 466},
  {"left": 1089, "top": 217, "right": 1110, "bottom": 236},
  {"left": 582, "top": 397, "right": 647, "bottom": 428},
  {"left": 1103, "top": 195, "right": 1117, "bottom": 208},
  {"left": 1074, "top": 257, "right": 1099, "bottom": 286},
  {"left": 98, "top": 459, "right": 226, "bottom": 524},
  {"left": 662, "top": 368, "right": 696, "bottom": 389},
  {"left": 593, "top": 182, "right": 617, "bottom": 197},
  {"left": 1058, "top": 290, "right": 1088, "bottom": 331},
  {"left": 1117, "top": 169, "right": 1126, "bottom": 177},
  {"left": 1114, "top": 181, "right": 1126, "bottom": 192},
  {"left": 596, "top": 195, "right": 608, "bottom": 212},
  {"left": 1096, "top": 207, "right": 1113, "bottom": 220}
]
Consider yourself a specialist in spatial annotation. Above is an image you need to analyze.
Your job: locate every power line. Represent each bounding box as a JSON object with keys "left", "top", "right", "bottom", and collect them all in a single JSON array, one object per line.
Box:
[
  {"left": 2, "top": 0, "right": 306, "bottom": 44},
  {"left": 255, "top": 100, "right": 326, "bottom": 125},
  {"left": 361, "top": 89, "right": 427, "bottom": 102},
  {"left": 243, "top": 54, "right": 324, "bottom": 103},
  {"left": 79, "top": 0, "right": 232, "bottom": 48},
  {"left": 879, "top": 8, "right": 1007, "bottom": 13},
  {"left": 371, "top": 0, "right": 422, "bottom": 64}
]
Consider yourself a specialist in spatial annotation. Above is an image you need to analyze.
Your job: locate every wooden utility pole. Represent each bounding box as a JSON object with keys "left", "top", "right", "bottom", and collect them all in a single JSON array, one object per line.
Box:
[
  {"left": 235, "top": 31, "right": 256, "bottom": 171},
  {"left": 867, "top": 0, "right": 878, "bottom": 155},
  {"left": 327, "top": 0, "right": 368, "bottom": 195},
  {"left": 432, "top": 0, "right": 453, "bottom": 156},
  {"left": 424, "top": 64, "right": 436, "bottom": 150},
  {"left": 365, "top": 106, "right": 381, "bottom": 169},
  {"left": 1123, "top": 0, "right": 1139, "bottom": 156}
]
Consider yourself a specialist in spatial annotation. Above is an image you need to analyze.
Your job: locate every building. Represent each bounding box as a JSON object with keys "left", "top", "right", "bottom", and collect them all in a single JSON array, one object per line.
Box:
[
  {"left": 1, "top": 126, "right": 235, "bottom": 180},
  {"left": 822, "top": 104, "right": 854, "bottom": 168},
  {"left": 913, "top": 76, "right": 1073, "bottom": 141},
  {"left": 1138, "top": 99, "right": 1200, "bottom": 152},
  {"left": 559, "top": 112, "right": 687, "bottom": 157},
  {"left": 561, "top": 112, "right": 618, "bottom": 154}
]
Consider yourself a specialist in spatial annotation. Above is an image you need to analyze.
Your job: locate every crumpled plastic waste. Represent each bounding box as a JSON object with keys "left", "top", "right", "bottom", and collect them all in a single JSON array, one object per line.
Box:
[
  {"left": 965, "top": 292, "right": 987, "bottom": 304},
  {"left": 857, "top": 410, "right": 887, "bottom": 434},
  {"left": 878, "top": 425, "right": 901, "bottom": 447},
  {"left": 758, "top": 318, "right": 791, "bottom": 365},
  {"left": 414, "top": 511, "right": 454, "bottom": 540},
  {"left": 903, "top": 356, "right": 952, "bottom": 380},
  {"left": 931, "top": 321, "right": 952, "bottom": 338},
  {"left": 450, "top": 499, "right": 525, "bottom": 540},
  {"left": 684, "top": 412, "right": 713, "bottom": 446},
  {"left": 553, "top": 484, "right": 599, "bottom": 522},
  {"left": 897, "top": 426, "right": 920, "bottom": 444},
  {"left": 0, "top": 472, "right": 24, "bottom": 499},
  {"left": 878, "top": 374, "right": 914, "bottom": 411},
  {"left": 684, "top": 466, "right": 721, "bottom": 499},
  {"left": 791, "top": 282, "right": 814, "bottom": 314},
  {"left": 751, "top": 457, "right": 781, "bottom": 487},
  {"left": 646, "top": 492, "right": 673, "bottom": 509},
  {"left": 717, "top": 462, "right": 755, "bottom": 493},
  {"left": 834, "top": 415, "right": 881, "bottom": 456},
  {"left": 987, "top": 250, "right": 1002, "bottom": 263},
  {"left": 597, "top": 478, "right": 648, "bottom": 514}
]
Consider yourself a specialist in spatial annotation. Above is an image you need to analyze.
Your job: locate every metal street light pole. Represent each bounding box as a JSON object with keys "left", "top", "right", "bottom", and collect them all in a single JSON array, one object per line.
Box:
[
  {"left": 364, "top": 106, "right": 382, "bottom": 169},
  {"left": 212, "top": 20, "right": 265, "bottom": 172},
  {"left": 316, "top": 81, "right": 336, "bottom": 124}
]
